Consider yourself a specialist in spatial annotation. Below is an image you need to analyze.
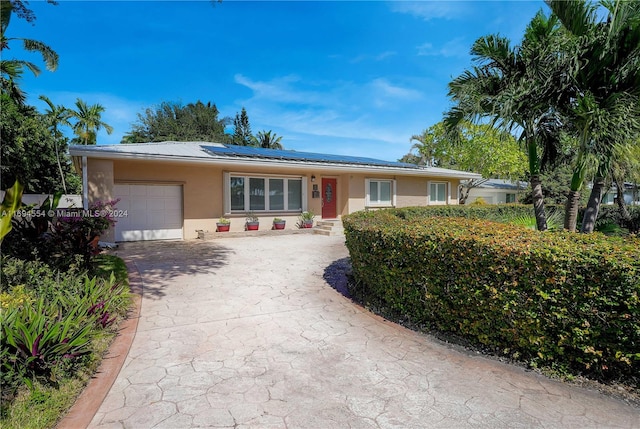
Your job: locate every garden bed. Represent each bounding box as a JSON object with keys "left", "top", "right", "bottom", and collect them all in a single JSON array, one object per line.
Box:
[{"left": 0, "top": 254, "right": 132, "bottom": 429}]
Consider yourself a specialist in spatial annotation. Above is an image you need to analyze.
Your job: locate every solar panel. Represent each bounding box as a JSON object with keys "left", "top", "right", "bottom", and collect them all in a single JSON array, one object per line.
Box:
[{"left": 201, "top": 144, "right": 418, "bottom": 169}]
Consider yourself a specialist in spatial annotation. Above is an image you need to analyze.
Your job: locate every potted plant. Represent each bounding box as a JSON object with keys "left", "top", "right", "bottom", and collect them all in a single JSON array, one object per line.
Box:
[
  {"left": 245, "top": 212, "right": 259, "bottom": 231},
  {"left": 272, "top": 217, "right": 286, "bottom": 230},
  {"left": 298, "top": 210, "right": 315, "bottom": 228},
  {"left": 216, "top": 217, "right": 231, "bottom": 232}
]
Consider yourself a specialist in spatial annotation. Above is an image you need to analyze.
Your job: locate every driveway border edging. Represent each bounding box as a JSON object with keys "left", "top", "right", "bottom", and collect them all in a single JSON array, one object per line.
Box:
[{"left": 56, "top": 259, "right": 143, "bottom": 429}]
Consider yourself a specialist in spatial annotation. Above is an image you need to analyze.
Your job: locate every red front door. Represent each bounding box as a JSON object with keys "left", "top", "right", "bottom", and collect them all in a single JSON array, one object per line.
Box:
[{"left": 321, "top": 178, "right": 337, "bottom": 219}]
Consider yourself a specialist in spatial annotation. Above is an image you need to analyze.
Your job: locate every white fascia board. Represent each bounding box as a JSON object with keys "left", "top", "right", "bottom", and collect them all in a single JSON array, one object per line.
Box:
[{"left": 69, "top": 149, "right": 482, "bottom": 180}]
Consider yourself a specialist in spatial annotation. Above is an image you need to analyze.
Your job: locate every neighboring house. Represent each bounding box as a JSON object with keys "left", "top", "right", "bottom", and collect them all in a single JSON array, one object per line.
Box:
[
  {"left": 69, "top": 142, "right": 481, "bottom": 241},
  {"left": 464, "top": 179, "right": 527, "bottom": 205},
  {"left": 601, "top": 182, "right": 640, "bottom": 206},
  {"left": 464, "top": 179, "right": 640, "bottom": 206}
]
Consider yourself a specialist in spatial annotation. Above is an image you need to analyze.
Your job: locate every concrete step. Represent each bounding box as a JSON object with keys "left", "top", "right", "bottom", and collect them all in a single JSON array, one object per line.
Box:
[{"left": 314, "top": 219, "right": 344, "bottom": 236}]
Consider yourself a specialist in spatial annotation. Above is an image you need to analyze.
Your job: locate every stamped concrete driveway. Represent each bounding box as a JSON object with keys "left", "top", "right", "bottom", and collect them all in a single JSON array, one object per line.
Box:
[{"left": 89, "top": 234, "right": 639, "bottom": 429}]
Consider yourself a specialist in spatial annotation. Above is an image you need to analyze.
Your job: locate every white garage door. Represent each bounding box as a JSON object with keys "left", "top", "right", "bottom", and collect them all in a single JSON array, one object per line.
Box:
[{"left": 114, "top": 184, "right": 183, "bottom": 241}]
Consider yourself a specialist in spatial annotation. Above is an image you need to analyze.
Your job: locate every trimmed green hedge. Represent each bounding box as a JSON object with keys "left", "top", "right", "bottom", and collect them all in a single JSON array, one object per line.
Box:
[
  {"left": 388, "top": 204, "right": 640, "bottom": 233},
  {"left": 343, "top": 210, "right": 640, "bottom": 383},
  {"left": 388, "top": 204, "right": 540, "bottom": 220}
]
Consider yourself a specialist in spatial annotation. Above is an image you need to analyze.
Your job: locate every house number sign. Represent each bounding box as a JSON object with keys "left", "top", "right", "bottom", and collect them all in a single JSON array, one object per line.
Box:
[{"left": 325, "top": 183, "right": 333, "bottom": 203}]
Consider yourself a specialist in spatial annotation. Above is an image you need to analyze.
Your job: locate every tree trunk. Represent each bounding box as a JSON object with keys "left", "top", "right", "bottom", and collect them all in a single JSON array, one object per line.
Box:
[
  {"left": 564, "top": 190, "right": 580, "bottom": 232},
  {"left": 459, "top": 185, "right": 471, "bottom": 205},
  {"left": 564, "top": 157, "right": 588, "bottom": 232},
  {"left": 615, "top": 178, "right": 632, "bottom": 229},
  {"left": 531, "top": 174, "right": 548, "bottom": 231},
  {"left": 458, "top": 178, "right": 488, "bottom": 205},
  {"left": 53, "top": 135, "right": 67, "bottom": 194},
  {"left": 581, "top": 175, "right": 606, "bottom": 233}
]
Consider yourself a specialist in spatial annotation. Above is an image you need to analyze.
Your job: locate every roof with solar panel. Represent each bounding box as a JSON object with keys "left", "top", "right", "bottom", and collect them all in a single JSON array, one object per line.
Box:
[
  {"left": 69, "top": 141, "right": 482, "bottom": 178},
  {"left": 200, "top": 144, "right": 418, "bottom": 168}
]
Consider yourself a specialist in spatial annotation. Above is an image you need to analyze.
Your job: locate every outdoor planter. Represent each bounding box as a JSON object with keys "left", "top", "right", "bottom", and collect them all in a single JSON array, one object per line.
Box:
[
  {"left": 246, "top": 221, "right": 259, "bottom": 231},
  {"left": 245, "top": 212, "right": 259, "bottom": 231},
  {"left": 217, "top": 217, "right": 231, "bottom": 232},
  {"left": 216, "top": 223, "right": 230, "bottom": 232},
  {"left": 298, "top": 210, "right": 316, "bottom": 229},
  {"left": 273, "top": 219, "right": 286, "bottom": 230}
]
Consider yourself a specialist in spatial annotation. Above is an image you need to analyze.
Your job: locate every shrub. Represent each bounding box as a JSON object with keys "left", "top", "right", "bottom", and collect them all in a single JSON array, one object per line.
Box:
[
  {"left": 1, "top": 298, "right": 95, "bottom": 381},
  {"left": 1, "top": 199, "right": 119, "bottom": 269},
  {"left": 387, "top": 204, "right": 640, "bottom": 234},
  {"left": 470, "top": 197, "right": 488, "bottom": 205},
  {"left": 343, "top": 209, "right": 640, "bottom": 384},
  {"left": 389, "top": 204, "right": 544, "bottom": 222},
  {"left": 595, "top": 205, "right": 640, "bottom": 235},
  {"left": 0, "top": 258, "right": 130, "bottom": 403},
  {"left": 0, "top": 257, "right": 85, "bottom": 300}
]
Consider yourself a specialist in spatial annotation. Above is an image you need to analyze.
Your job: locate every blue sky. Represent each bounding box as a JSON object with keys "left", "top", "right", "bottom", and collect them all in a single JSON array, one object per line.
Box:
[{"left": 10, "top": 0, "right": 548, "bottom": 161}]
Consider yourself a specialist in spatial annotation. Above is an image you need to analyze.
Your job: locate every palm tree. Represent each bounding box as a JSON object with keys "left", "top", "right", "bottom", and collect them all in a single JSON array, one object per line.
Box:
[
  {"left": 255, "top": 130, "right": 284, "bottom": 149},
  {"left": 39, "top": 95, "right": 71, "bottom": 193},
  {"left": 408, "top": 130, "right": 438, "bottom": 167},
  {"left": 0, "top": 1, "right": 59, "bottom": 104},
  {"left": 445, "top": 11, "right": 572, "bottom": 231},
  {"left": 547, "top": 0, "right": 640, "bottom": 233},
  {"left": 69, "top": 98, "right": 113, "bottom": 145},
  {"left": 609, "top": 142, "right": 640, "bottom": 231}
]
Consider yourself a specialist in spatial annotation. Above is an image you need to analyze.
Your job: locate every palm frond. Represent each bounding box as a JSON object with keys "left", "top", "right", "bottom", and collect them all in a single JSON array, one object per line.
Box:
[
  {"left": 546, "top": 0, "right": 598, "bottom": 37},
  {"left": 0, "top": 58, "right": 40, "bottom": 77},
  {"left": 21, "top": 39, "right": 59, "bottom": 71},
  {"left": 0, "top": 76, "right": 26, "bottom": 104},
  {"left": 471, "top": 35, "right": 516, "bottom": 70}
]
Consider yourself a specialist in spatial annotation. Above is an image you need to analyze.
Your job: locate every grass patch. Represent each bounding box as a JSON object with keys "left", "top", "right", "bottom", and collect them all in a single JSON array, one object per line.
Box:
[
  {"left": 91, "top": 254, "right": 129, "bottom": 287},
  {"left": 0, "top": 253, "right": 131, "bottom": 429},
  {"left": 1, "top": 331, "right": 114, "bottom": 429}
]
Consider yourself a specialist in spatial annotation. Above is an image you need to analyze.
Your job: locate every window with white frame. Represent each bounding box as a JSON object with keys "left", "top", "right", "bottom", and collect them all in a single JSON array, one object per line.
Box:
[
  {"left": 429, "top": 182, "right": 448, "bottom": 204},
  {"left": 366, "top": 179, "right": 395, "bottom": 207},
  {"left": 506, "top": 193, "right": 516, "bottom": 203},
  {"left": 226, "top": 173, "right": 304, "bottom": 212}
]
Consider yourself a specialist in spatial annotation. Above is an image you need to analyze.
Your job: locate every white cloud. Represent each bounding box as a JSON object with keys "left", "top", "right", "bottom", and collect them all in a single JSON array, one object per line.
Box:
[
  {"left": 227, "top": 73, "right": 433, "bottom": 160},
  {"left": 389, "top": 1, "right": 469, "bottom": 21},
  {"left": 349, "top": 51, "right": 397, "bottom": 63},
  {"left": 375, "top": 51, "right": 396, "bottom": 61},
  {"left": 233, "top": 73, "right": 341, "bottom": 109},
  {"left": 416, "top": 42, "right": 434, "bottom": 56},
  {"left": 417, "top": 37, "right": 469, "bottom": 58},
  {"left": 371, "top": 78, "right": 422, "bottom": 100}
]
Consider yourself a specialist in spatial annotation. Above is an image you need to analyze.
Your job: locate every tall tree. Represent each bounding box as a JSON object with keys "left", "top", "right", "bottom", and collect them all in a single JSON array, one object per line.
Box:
[
  {"left": 232, "top": 107, "right": 256, "bottom": 146},
  {"left": 403, "top": 121, "right": 528, "bottom": 203},
  {"left": 1, "top": 94, "right": 79, "bottom": 193},
  {"left": 39, "top": 95, "right": 71, "bottom": 193},
  {"left": 6, "top": 0, "right": 58, "bottom": 24},
  {"left": 0, "top": 0, "right": 59, "bottom": 104},
  {"left": 547, "top": 0, "right": 640, "bottom": 232},
  {"left": 123, "top": 100, "right": 229, "bottom": 143},
  {"left": 68, "top": 98, "right": 113, "bottom": 145},
  {"left": 406, "top": 131, "right": 437, "bottom": 167},
  {"left": 255, "top": 130, "right": 283, "bottom": 149},
  {"left": 445, "top": 10, "right": 572, "bottom": 230}
]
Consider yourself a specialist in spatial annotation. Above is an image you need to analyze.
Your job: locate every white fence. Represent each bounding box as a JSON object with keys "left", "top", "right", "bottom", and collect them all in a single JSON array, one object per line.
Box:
[{"left": 0, "top": 193, "right": 82, "bottom": 209}]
